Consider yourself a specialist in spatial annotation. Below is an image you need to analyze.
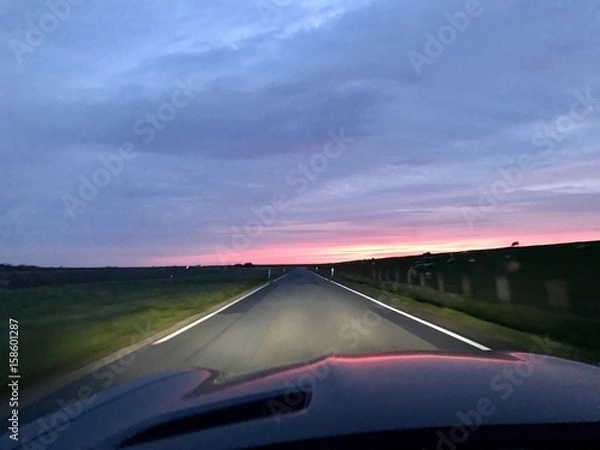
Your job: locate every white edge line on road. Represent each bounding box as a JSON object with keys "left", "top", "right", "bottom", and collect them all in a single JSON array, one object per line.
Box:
[
  {"left": 152, "top": 272, "right": 288, "bottom": 345},
  {"left": 314, "top": 272, "right": 491, "bottom": 351}
]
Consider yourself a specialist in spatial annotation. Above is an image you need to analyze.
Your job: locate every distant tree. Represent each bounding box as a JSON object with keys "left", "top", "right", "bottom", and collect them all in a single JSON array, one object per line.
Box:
[
  {"left": 511, "top": 241, "right": 519, "bottom": 247},
  {"left": 243, "top": 262, "right": 254, "bottom": 267}
]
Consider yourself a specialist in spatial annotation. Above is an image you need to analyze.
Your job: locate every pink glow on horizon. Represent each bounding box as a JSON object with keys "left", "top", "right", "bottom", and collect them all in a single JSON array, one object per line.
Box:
[{"left": 144, "top": 229, "right": 600, "bottom": 266}]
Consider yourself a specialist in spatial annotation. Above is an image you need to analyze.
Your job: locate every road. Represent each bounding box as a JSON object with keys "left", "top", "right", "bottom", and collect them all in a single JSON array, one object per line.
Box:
[{"left": 16, "top": 268, "right": 488, "bottom": 424}]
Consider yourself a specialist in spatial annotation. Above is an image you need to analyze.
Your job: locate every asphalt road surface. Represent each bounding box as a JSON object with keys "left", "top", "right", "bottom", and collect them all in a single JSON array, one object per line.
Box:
[{"left": 15, "top": 268, "right": 488, "bottom": 424}]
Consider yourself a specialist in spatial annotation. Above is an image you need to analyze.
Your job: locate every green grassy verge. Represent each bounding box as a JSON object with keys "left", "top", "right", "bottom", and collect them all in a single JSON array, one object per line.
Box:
[
  {"left": 1, "top": 269, "right": 272, "bottom": 393},
  {"left": 334, "top": 276, "right": 600, "bottom": 364}
]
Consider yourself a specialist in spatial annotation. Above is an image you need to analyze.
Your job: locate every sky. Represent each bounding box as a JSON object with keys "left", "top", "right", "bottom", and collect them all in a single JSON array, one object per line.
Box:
[{"left": 1, "top": 0, "right": 599, "bottom": 267}]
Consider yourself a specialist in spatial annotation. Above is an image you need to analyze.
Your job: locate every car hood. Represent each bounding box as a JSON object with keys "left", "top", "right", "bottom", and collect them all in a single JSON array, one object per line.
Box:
[{"left": 6, "top": 351, "right": 600, "bottom": 449}]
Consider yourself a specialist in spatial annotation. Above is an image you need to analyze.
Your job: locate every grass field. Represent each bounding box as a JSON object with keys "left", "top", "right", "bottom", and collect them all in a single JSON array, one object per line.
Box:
[{"left": 0, "top": 267, "right": 277, "bottom": 393}]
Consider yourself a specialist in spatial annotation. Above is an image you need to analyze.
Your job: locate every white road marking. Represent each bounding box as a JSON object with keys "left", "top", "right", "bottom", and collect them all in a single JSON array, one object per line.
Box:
[
  {"left": 153, "top": 273, "right": 288, "bottom": 345},
  {"left": 314, "top": 272, "right": 491, "bottom": 351}
]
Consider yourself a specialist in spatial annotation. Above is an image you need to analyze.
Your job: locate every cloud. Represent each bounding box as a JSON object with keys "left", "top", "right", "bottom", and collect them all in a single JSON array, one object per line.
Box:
[{"left": 1, "top": 0, "right": 600, "bottom": 265}]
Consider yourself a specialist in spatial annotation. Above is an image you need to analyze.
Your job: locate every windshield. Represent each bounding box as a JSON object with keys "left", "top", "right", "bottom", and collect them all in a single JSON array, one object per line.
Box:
[{"left": 1, "top": 1, "right": 599, "bottom": 449}]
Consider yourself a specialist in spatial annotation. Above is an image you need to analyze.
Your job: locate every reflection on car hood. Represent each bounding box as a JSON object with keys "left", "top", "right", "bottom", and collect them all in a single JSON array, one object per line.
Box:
[{"left": 7, "top": 352, "right": 600, "bottom": 449}]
